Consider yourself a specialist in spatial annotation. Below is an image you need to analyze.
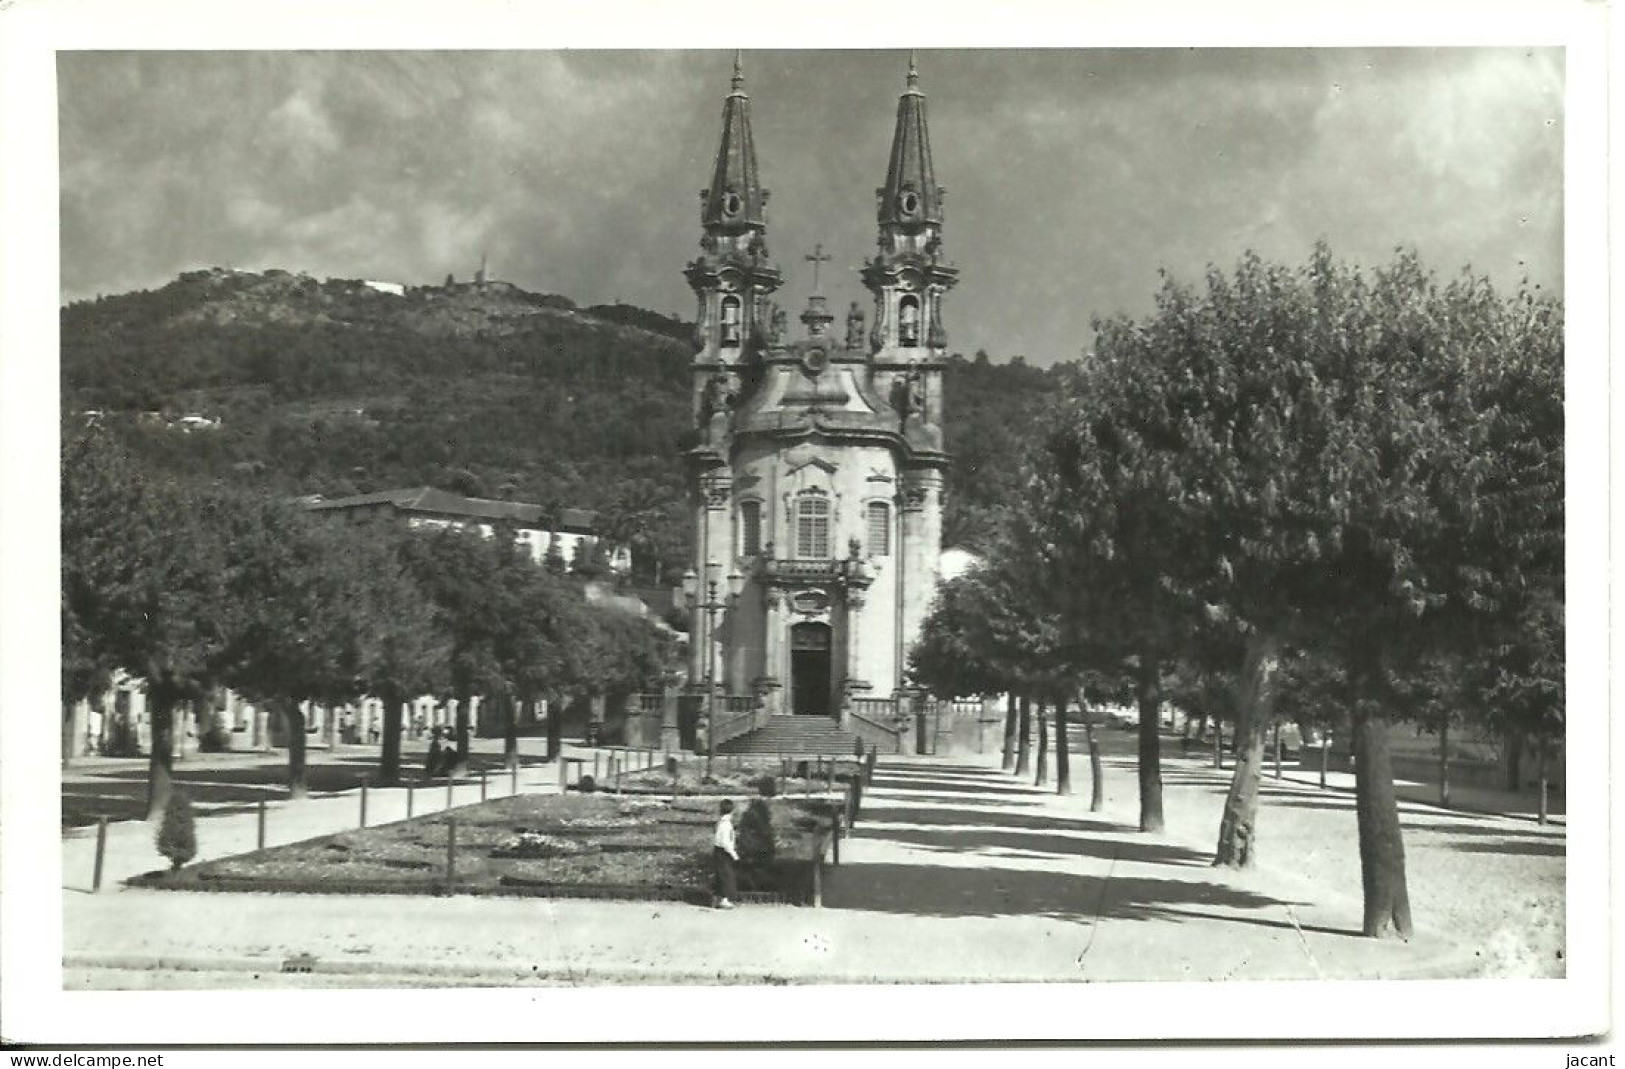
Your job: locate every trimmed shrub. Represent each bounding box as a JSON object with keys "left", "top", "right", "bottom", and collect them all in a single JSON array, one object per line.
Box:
[
  {"left": 751, "top": 775, "right": 778, "bottom": 798},
  {"left": 577, "top": 774, "right": 597, "bottom": 794},
  {"left": 737, "top": 798, "right": 775, "bottom": 869},
  {"left": 156, "top": 789, "right": 197, "bottom": 871}
]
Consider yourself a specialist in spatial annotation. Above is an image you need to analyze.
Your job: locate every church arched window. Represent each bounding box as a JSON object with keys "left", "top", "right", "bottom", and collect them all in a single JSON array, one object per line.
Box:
[
  {"left": 739, "top": 500, "right": 762, "bottom": 557},
  {"left": 866, "top": 501, "right": 891, "bottom": 557},
  {"left": 794, "top": 491, "right": 830, "bottom": 559},
  {"left": 898, "top": 295, "right": 920, "bottom": 346},
  {"left": 720, "top": 296, "right": 742, "bottom": 346}
]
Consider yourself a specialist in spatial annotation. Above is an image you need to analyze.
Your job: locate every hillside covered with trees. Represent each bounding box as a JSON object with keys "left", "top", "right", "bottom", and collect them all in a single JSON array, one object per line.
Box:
[{"left": 62, "top": 268, "right": 1055, "bottom": 579}]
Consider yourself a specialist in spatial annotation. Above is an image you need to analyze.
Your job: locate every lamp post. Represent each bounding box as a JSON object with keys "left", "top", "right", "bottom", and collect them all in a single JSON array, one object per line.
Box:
[{"left": 680, "top": 562, "right": 744, "bottom": 776}]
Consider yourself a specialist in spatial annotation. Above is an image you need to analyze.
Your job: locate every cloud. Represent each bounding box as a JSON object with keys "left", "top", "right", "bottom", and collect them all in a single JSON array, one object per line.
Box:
[
  {"left": 265, "top": 88, "right": 343, "bottom": 174},
  {"left": 58, "top": 49, "right": 1563, "bottom": 362}
]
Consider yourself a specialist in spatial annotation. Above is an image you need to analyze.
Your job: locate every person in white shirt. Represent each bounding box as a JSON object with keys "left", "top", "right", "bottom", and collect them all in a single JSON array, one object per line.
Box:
[{"left": 712, "top": 799, "right": 739, "bottom": 909}]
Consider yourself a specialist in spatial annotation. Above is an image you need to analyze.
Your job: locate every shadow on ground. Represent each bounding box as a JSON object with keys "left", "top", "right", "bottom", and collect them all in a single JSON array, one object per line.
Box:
[
  {"left": 1449, "top": 839, "right": 1565, "bottom": 858},
  {"left": 859, "top": 803, "right": 1130, "bottom": 836},
  {"left": 822, "top": 861, "right": 1326, "bottom": 932},
  {"left": 865, "top": 824, "right": 1212, "bottom": 867},
  {"left": 867, "top": 775, "right": 1048, "bottom": 799}
]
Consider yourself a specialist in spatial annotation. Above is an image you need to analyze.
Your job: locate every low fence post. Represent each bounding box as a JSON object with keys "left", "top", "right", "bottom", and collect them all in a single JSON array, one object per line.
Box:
[
  {"left": 811, "top": 832, "right": 825, "bottom": 908},
  {"left": 832, "top": 813, "right": 842, "bottom": 866},
  {"left": 257, "top": 799, "right": 267, "bottom": 849},
  {"left": 445, "top": 775, "right": 454, "bottom": 810},
  {"left": 613, "top": 756, "right": 622, "bottom": 794},
  {"left": 559, "top": 758, "right": 568, "bottom": 793},
  {"left": 92, "top": 816, "right": 108, "bottom": 891},
  {"left": 360, "top": 778, "right": 369, "bottom": 828},
  {"left": 593, "top": 751, "right": 601, "bottom": 782},
  {"left": 480, "top": 769, "right": 488, "bottom": 802},
  {"left": 406, "top": 783, "right": 415, "bottom": 819},
  {"left": 446, "top": 817, "right": 457, "bottom": 883},
  {"left": 511, "top": 763, "right": 519, "bottom": 795}
]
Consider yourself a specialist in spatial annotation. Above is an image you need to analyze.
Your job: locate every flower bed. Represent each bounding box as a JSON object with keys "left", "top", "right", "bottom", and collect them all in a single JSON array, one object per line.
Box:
[
  {"left": 577, "top": 754, "right": 861, "bottom": 800},
  {"left": 130, "top": 791, "right": 837, "bottom": 905}
]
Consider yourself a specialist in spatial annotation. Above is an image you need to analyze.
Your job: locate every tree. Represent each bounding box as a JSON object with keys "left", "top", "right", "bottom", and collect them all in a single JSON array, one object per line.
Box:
[
  {"left": 503, "top": 563, "right": 593, "bottom": 772},
  {"left": 401, "top": 528, "right": 513, "bottom": 777},
  {"left": 1019, "top": 335, "right": 1213, "bottom": 833},
  {"left": 219, "top": 500, "right": 388, "bottom": 798},
  {"left": 1020, "top": 244, "right": 1561, "bottom": 939},
  {"left": 155, "top": 788, "right": 197, "bottom": 870},
  {"left": 343, "top": 518, "right": 450, "bottom": 786},
  {"left": 62, "top": 429, "right": 234, "bottom": 818},
  {"left": 911, "top": 549, "right": 1105, "bottom": 798}
]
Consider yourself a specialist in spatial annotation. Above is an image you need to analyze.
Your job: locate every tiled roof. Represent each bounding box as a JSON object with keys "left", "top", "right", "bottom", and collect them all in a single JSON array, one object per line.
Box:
[{"left": 305, "top": 486, "right": 599, "bottom": 532}]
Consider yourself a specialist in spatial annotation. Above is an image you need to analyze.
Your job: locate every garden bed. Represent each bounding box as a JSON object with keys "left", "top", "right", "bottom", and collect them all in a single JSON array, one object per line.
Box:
[
  {"left": 130, "top": 790, "right": 838, "bottom": 905},
  {"left": 572, "top": 753, "right": 861, "bottom": 799}
]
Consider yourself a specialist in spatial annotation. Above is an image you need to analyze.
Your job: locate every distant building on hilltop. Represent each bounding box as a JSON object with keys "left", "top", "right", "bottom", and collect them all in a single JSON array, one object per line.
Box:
[{"left": 301, "top": 485, "right": 632, "bottom": 574}]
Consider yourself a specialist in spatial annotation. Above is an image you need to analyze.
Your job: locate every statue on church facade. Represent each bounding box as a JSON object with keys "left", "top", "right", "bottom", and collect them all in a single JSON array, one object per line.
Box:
[
  {"left": 845, "top": 302, "right": 866, "bottom": 350},
  {"left": 699, "top": 371, "right": 737, "bottom": 444},
  {"left": 891, "top": 367, "right": 927, "bottom": 421}
]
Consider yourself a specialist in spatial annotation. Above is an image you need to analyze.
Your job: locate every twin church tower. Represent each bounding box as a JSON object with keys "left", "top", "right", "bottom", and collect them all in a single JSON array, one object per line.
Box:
[{"left": 683, "top": 54, "right": 954, "bottom": 724}]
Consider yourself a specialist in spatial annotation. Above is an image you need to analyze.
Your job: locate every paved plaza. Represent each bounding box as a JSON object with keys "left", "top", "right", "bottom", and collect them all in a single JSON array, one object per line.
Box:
[{"left": 60, "top": 730, "right": 1562, "bottom": 988}]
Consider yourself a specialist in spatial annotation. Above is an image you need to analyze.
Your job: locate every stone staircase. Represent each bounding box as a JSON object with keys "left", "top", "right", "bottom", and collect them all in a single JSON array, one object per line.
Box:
[{"left": 717, "top": 716, "right": 862, "bottom": 756}]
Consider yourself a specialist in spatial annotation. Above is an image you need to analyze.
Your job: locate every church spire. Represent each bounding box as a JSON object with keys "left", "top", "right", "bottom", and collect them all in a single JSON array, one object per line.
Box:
[
  {"left": 701, "top": 50, "right": 768, "bottom": 236},
  {"left": 876, "top": 51, "right": 942, "bottom": 234},
  {"left": 862, "top": 51, "right": 956, "bottom": 356}
]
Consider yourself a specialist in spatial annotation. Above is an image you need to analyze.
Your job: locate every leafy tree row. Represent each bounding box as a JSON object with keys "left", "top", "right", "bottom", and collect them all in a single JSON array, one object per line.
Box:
[
  {"left": 913, "top": 244, "right": 1563, "bottom": 941},
  {"left": 62, "top": 429, "right": 673, "bottom": 818}
]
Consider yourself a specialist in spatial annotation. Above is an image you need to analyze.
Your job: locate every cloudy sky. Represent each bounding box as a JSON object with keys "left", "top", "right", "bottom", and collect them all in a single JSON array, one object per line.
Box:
[{"left": 58, "top": 48, "right": 1562, "bottom": 364}]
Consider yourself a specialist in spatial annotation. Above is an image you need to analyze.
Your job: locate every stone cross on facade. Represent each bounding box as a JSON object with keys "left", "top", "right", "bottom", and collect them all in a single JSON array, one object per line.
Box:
[{"left": 804, "top": 243, "right": 832, "bottom": 294}]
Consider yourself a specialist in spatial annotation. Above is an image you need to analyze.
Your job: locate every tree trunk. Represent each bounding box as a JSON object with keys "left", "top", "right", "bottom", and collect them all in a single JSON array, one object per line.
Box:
[
  {"left": 1272, "top": 722, "right": 1283, "bottom": 779},
  {"left": 1015, "top": 695, "right": 1033, "bottom": 776},
  {"left": 1536, "top": 737, "right": 1549, "bottom": 825},
  {"left": 450, "top": 694, "right": 472, "bottom": 777},
  {"left": 1212, "top": 717, "right": 1223, "bottom": 769},
  {"left": 285, "top": 703, "right": 309, "bottom": 800},
  {"left": 378, "top": 692, "right": 404, "bottom": 785},
  {"left": 1137, "top": 653, "right": 1165, "bottom": 833},
  {"left": 1352, "top": 692, "right": 1412, "bottom": 939},
  {"left": 1001, "top": 694, "right": 1019, "bottom": 772},
  {"left": 1213, "top": 631, "right": 1281, "bottom": 868},
  {"left": 1438, "top": 717, "right": 1451, "bottom": 808},
  {"left": 63, "top": 700, "right": 87, "bottom": 767},
  {"left": 144, "top": 699, "right": 176, "bottom": 821},
  {"left": 1053, "top": 694, "right": 1071, "bottom": 795},
  {"left": 1086, "top": 722, "right": 1104, "bottom": 812},
  {"left": 1319, "top": 732, "right": 1330, "bottom": 789},
  {"left": 1504, "top": 730, "right": 1523, "bottom": 792},
  {"left": 1034, "top": 705, "right": 1049, "bottom": 787},
  {"left": 545, "top": 697, "right": 563, "bottom": 762},
  {"left": 504, "top": 694, "right": 520, "bottom": 774}
]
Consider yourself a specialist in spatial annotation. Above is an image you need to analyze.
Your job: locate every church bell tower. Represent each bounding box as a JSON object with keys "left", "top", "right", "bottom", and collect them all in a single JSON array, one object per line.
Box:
[
  {"left": 679, "top": 53, "right": 954, "bottom": 748},
  {"left": 862, "top": 54, "right": 954, "bottom": 692}
]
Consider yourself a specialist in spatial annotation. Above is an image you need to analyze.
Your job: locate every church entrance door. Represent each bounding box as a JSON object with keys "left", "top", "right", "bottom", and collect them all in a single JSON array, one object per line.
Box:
[{"left": 790, "top": 622, "right": 832, "bottom": 717}]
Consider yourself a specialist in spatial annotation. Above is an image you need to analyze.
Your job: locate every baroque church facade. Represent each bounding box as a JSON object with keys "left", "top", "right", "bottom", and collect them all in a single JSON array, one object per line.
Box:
[{"left": 683, "top": 56, "right": 954, "bottom": 725}]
